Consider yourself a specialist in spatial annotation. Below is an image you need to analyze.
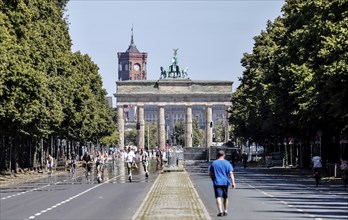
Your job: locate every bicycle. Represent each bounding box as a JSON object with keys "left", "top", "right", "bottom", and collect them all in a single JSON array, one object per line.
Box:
[
  {"left": 85, "top": 162, "right": 92, "bottom": 182},
  {"left": 71, "top": 160, "right": 76, "bottom": 175},
  {"left": 96, "top": 163, "right": 104, "bottom": 183},
  {"left": 47, "top": 162, "right": 54, "bottom": 175}
]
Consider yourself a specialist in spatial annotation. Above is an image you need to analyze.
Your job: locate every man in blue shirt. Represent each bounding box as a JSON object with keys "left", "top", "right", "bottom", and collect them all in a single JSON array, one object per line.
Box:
[{"left": 209, "top": 150, "right": 236, "bottom": 217}]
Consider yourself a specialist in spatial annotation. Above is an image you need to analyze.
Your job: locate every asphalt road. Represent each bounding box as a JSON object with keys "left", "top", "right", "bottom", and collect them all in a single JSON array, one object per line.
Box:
[
  {"left": 188, "top": 162, "right": 348, "bottom": 220},
  {"left": 1, "top": 159, "right": 159, "bottom": 220},
  {"left": 2, "top": 160, "right": 347, "bottom": 220}
]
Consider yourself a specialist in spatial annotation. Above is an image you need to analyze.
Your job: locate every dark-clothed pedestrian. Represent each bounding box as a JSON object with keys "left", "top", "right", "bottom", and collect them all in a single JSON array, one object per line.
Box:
[
  {"left": 209, "top": 150, "right": 236, "bottom": 217},
  {"left": 82, "top": 151, "right": 92, "bottom": 174},
  {"left": 156, "top": 148, "right": 163, "bottom": 170}
]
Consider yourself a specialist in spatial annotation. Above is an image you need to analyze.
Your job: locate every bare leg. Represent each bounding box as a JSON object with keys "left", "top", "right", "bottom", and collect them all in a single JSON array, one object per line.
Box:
[
  {"left": 216, "top": 197, "right": 223, "bottom": 213},
  {"left": 223, "top": 198, "right": 229, "bottom": 213}
]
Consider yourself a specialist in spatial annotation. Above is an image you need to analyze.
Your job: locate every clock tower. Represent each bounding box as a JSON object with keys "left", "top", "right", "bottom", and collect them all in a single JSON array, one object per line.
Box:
[{"left": 117, "top": 28, "right": 148, "bottom": 81}]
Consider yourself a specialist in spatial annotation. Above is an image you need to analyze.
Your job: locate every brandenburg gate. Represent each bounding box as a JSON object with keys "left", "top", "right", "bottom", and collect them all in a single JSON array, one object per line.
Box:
[{"left": 114, "top": 50, "right": 233, "bottom": 152}]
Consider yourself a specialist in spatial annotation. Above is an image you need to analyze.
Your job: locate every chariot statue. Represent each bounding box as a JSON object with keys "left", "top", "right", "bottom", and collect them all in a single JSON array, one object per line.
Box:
[{"left": 160, "top": 48, "right": 189, "bottom": 80}]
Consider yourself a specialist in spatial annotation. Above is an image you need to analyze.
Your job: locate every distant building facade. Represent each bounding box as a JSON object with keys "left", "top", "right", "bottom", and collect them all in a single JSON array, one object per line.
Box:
[
  {"left": 144, "top": 105, "right": 226, "bottom": 129},
  {"left": 116, "top": 30, "right": 227, "bottom": 137}
]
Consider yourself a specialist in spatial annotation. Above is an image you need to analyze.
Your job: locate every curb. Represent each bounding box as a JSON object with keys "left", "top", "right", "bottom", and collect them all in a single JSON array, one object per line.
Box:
[
  {"left": 187, "top": 172, "right": 212, "bottom": 220},
  {"left": 131, "top": 172, "right": 161, "bottom": 220},
  {"left": 132, "top": 170, "right": 211, "bottom": 220}
]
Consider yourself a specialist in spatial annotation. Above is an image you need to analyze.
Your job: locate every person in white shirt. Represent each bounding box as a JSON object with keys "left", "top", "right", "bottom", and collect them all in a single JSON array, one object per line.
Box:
[
  {"left": 46, "top": 154, "right": 54, "bottom": 173},
  {"left": 140, "top": 148, "right": 149, "bottom": 177},
  {"left": 125, "top": 147, "right": 136, "bottom": 181},
  {"left": 311, "top": 154, "right": 322, "bottom": 186},
  {"left": 312, "top": 155, "right": 322, "bottom": 169}
]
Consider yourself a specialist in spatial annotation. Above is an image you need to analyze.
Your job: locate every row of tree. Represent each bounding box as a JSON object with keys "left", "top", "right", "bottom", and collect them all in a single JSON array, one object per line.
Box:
[
  {"left": 0, "top": 0, "right": 116, "bottom": 172},
  {"left": 230, "top": 0, "right": 347, "bottom": 167}
]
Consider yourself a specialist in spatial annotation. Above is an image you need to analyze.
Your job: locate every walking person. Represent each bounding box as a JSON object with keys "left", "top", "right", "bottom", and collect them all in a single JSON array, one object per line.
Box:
[
  {"left": 208, "top": 150, "right": 236, "bottom": 217},
  {"left": 156, "top": 148, "right": 163, "bottom": 171},
  {"left": 311, "top": 154, "right": 322, "bottom": 186},
  {"left": 140, "top": 148, "right": 149, "bottom": 177}
]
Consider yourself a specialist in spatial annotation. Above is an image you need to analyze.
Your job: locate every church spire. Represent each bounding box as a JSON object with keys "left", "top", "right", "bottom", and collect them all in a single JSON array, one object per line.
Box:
[
  {"left": 126, "top": 24, "right": 139, "bottom": 53},
  {"left": 130, "top": 24, "right": 135, "bottom": 46}
]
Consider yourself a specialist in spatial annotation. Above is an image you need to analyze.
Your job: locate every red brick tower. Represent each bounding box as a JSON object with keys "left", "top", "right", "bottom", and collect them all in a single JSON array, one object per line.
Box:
[{"left": 117, "top": 27, "right": 147, "bottom": 81}]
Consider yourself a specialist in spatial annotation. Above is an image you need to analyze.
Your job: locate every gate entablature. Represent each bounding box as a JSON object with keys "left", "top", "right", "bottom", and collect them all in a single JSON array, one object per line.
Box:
[{"left": 115, "top": 79, "right": 232, "bottom": 106}]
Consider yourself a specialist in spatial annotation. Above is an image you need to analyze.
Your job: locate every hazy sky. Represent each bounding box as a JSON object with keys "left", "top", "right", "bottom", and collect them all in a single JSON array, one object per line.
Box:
[{"left": 66, "top": 0, "right": 285, "bottom": 103}]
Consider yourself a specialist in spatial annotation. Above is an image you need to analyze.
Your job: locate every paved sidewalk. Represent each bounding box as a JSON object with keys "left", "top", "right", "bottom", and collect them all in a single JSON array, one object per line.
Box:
[{"left": 132, "top": 170, "right": 211, "bottom": 220}]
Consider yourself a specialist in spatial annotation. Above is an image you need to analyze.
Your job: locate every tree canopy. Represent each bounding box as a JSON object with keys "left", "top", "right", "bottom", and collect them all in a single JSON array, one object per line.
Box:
[
  {"left": 230, "top": 0, "right": 348, "bottom": 163},
  {"left": 0, "top": 0, "right": 115, "bottom": 171}
]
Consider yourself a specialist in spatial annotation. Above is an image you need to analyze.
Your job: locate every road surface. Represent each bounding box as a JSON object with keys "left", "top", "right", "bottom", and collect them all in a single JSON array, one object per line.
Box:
[
  {"left": 1, "top": 160, "right": 347, "bottom": 220},
  {"left": 188, "top": 162, "right": 348, "bottom": 220},
  {"left": 1, "top": 159, "right": 158, "bottom": 220}
]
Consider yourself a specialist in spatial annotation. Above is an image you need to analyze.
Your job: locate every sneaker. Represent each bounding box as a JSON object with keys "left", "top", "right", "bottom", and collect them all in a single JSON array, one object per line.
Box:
[
  {"left": 223, "top": 211, "right": 228, "bottom": 216},
  {"left": 217, "top": 212, "right": 223, "bottom": 217}
]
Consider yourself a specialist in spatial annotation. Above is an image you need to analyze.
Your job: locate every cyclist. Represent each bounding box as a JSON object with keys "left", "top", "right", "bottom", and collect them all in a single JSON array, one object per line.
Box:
[
  {"left": 95, "top": 151, "right": 104, "bottom": 183},
  {"left": 125, "top": 147, "right": 136, "bottom": 182},
  {"left": 82, "top": 151, "right": 92, "bottom": 176},
  {"left": 140, "top": 148, "right": 149, "bottom": 177},
  {"left": 46, "top": 154, "right": 54, "bottom": 173},
  {"left": 95, "top": 151, "right": 103, "bottom": 171}
]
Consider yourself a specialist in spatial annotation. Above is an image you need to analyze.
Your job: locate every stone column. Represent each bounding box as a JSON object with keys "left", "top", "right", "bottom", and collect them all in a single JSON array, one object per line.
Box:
[
  {"left": 185, "top": 106, "right": 192, "bottom": 147},
  {"left": 224, "top": 106, "right": 231, "bottom": 143},
  {"left": 117, "top": 106, "right": 124, "bottom": 149},
  {"left": 158, "top": 105, "right": 165, "bottom": 149},
  {"left": 206, "top": 105, "right": 213, "bottom": 149},
  {"left": 137, "top": 105, "right": 145, "bottom": 149}
]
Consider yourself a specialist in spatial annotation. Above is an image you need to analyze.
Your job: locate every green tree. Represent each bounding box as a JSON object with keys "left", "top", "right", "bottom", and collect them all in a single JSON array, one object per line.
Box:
[
  {"left": 174, "top": 120, "right": 204, "bottom": 147},
  {"left": 174, "top": 121, "right": 185, "bottom": 146},
  {"left": 144, "top": 123, "right": 158, "bottom": 149},
  {"left": 213, "top": 121, "right": 225, "bottom": 142},
  {"left": 125, "top": 129, "right": 137, "bottom": 146},
  {"left": 100, "top": 130, "right": 119, "bottom": 148},
  {"left": 0, "top": 0, "right": 116, "bottom": 171},
  {"left": 231, "top": 0, "right": 348, "bottom": 165},
  {"left": 192, "top": 119, "right": 205, "bottom": 147}
]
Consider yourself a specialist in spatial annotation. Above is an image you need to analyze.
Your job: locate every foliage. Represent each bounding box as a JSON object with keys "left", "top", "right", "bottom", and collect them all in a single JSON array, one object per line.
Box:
[
  {"left": 0, "top": 0, "right": 115, "bottom": 170},
  {"left": 174, "top": 121, "right": 185, "bottom": 146},
  {"left": 231, "top": 0, "right": 347, "bottom": 163},
  {"left": 213, "top": 121, "right": 225, "bottom": 142},
  {"left": 124, "top": 129, "right": 137, "bottom": 146},
  {"left": 144, "top": 123, "right": 158, "bottom": 149},
  {"left": 100, "top": 130, "right": 119, "bottom": 148},
  {"left": 192, "top": 119, "right": 205, "bottom": 147},
  {"left": 174, "top": 119, "right": 205, "bottom": 147}
]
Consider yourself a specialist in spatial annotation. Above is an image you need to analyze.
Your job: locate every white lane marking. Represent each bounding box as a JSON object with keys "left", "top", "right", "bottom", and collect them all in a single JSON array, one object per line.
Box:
[
  {"left": 1, "top": 182, "right": 62, "bottom": 201},
  {"left": 2, "top": 172, "right": 90, "bottom": 201},
  {"left": 243, "top": 182, "right": 322, "bottom": 219},
  {"left": 23, "top": 174, "right": 121, "bottom": 220}
]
